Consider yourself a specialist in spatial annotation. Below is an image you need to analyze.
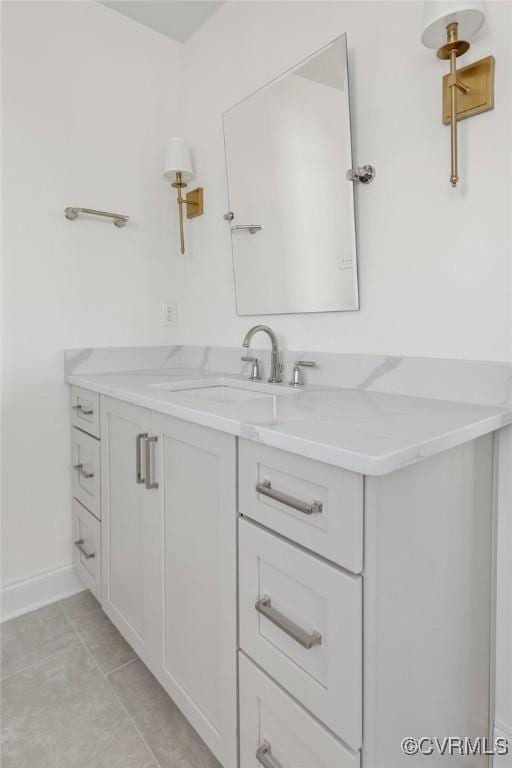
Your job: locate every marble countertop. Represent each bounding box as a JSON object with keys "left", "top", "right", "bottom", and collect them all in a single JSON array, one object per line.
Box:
[{"left": 67, "top": 368, "right": 512, "bottom": 475}]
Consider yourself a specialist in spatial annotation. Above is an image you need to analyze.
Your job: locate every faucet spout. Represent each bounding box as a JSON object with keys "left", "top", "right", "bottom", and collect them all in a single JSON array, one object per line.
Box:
[{"left": 242, "top": 325, "right": 282, "bottom": 384}]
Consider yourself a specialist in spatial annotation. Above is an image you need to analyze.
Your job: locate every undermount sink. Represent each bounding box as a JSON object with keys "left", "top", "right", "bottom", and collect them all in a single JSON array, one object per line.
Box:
[
  {"left": 170, "top": 385, "right": 272, "bottom": 403},
  {"left": 148, "top": 377, "right": 297, "bottom": 400}
]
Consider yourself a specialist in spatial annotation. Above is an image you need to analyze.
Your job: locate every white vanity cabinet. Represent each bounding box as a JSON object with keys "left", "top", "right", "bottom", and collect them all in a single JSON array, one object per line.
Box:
[
  {"left": 99, "top": 395, "right": 238, "bottom": 768},
  {"left": 238, "top": 434, "right": 495, "bottom": 768},
  {"left": 70, "top": 387, "right": 496, "bottom": 768}
]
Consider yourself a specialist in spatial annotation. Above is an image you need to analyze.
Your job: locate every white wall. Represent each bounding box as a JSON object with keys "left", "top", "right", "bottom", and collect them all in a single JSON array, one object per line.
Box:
[
  {"left": 182, "top": 0, "right": 512, "bottom": 362},
  {"left": 1, "top": 1, "right": 185, "bottom": 588}
]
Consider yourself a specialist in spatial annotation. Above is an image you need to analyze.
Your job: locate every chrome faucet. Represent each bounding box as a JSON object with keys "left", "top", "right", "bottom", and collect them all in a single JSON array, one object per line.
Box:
[{"left": 242, "top": 325, "right": 282, "bottom": 384}]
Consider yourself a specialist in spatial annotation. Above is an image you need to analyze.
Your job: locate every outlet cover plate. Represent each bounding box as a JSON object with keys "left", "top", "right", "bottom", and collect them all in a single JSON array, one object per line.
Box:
[{"left": 162, "top": 301, "right": 177, "bottom": 327}]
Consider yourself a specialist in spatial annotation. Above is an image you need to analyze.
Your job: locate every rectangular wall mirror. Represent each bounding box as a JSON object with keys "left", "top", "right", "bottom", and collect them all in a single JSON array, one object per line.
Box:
[{"left": 223, "top": 34, "right": 359, "bottom": 316}]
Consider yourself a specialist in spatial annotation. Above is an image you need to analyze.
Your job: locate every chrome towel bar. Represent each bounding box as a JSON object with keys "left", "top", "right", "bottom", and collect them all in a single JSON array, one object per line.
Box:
[{"left": 65, "top": 207, "right": 129, "bottom": 228}]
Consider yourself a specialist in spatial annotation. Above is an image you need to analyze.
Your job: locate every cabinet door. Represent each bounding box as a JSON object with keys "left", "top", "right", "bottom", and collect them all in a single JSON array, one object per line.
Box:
[
  {"left": 100, "top": 396, "right": 156, "bottom": 661},
  {"left": 151, "top": 412, "right": 237, "bottom": 768}
]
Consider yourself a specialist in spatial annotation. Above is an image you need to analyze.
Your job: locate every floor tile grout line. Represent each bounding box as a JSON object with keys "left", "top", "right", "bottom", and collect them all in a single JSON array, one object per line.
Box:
[
  {"left": 57, "top": 602, "right": 163, "bottom": 768},
  {"left": 0, "top": 639, "right": 83, "bottom": 683},
  {"left": 106, "top": 655, "right": 138, "bottom": 677}
]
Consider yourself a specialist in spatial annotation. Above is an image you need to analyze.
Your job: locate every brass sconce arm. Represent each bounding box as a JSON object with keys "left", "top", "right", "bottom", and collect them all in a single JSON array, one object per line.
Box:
[
  {"left": 171, "top": 172, "right": 187, "bottom": 256},
  {"left": 438, "top": 23, "right": 470, "bottom": 187}
]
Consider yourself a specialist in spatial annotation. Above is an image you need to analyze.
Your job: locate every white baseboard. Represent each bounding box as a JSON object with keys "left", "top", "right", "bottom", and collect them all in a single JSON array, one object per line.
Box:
[
  {"left": 493, "top": 722, "right": 512, "bottom": 767},
  {"left": 1, "top": 563, "right": 86, "bottom": 622}
]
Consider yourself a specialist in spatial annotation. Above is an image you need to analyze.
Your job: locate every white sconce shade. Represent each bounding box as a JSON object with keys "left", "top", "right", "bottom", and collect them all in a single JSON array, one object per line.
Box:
[
  {"left": 163, "top": 137, "right": 194, "bottom": 180},
  {"left": 421, "top": 1, "right": 485, "bottom": 48}
]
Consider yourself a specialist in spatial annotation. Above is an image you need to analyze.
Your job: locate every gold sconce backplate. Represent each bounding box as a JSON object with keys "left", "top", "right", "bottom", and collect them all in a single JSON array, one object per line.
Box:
[
  {"left": 186, "top": 187, "right": 204, "bottom": 219},
  {"left": 442, "top": 55, "right": 495, "bottom": 124}
]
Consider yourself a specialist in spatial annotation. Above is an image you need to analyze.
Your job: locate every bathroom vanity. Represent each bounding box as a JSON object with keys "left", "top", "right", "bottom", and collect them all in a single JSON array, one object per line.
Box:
[{"left": 67, "top": 359, "right": 511, "bottom": 768}]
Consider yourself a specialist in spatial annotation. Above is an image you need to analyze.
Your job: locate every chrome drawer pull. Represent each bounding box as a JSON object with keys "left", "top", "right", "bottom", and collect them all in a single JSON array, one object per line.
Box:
[
  {"left": 136, "top": 433, "right": 148, "bottom": 484},
  {"left": 72, "top": 404, "right": 94, "bottom": 416},
  {"left": 73, "top": 463, "right": 94, "bottom": 479},
  {"left": 256, "top": 480, "right": 322, "bottom": 516},
  {"left": 145, "top": 435, "right": 159, "bottom": 490},
  {"left": 74, "top": 539, "right": 95, "bottom": 559},
  {"left": 256, "top": 742, "right": 284, "bottom": 768},
  {"left": 255, "top": 595, "right": 322, "bottom": 650}
]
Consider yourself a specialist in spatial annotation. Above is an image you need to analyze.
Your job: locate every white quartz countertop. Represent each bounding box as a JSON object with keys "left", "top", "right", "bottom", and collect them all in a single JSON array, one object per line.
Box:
[{"left": 67, "top": 368, "right": 512, "bottom": 476}]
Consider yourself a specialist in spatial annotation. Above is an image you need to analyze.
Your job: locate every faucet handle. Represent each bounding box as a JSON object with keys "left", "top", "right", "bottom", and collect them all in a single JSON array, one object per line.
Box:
[
  {"left": 289, "top": 360, "right": 316, "bottom": 387},
  {"left": 241, "top": 355, "right": 262, "bottom": 382}
]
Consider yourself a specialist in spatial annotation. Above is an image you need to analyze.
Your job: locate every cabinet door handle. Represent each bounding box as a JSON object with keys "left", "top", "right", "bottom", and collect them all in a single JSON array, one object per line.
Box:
[
  {"left": 256, "top": 741, "right": 284, "bottom": 768},
  {"left": 136, "top": 433, "right": 148, "bottom": 484},
  {"left": 256, "top": 480, "right": 322, "bottom": 516},
  {"left": 145, "top": 435, "right": 159, "bottom": 490},
  {"left": 72, "top": 404, "right": 94, "bottom": 416},
  {"left": 74, "top": 539, "right": 95, "bottom": 559},
  {"left": 255, "top": 595, "right": 322, "bottom": 649},
  {"left": 73, "top": 463, "right": 94, "bottom": 479}
]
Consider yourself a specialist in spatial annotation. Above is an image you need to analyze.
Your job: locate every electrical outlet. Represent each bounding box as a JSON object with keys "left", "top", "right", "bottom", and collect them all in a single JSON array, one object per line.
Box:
[
  {"left": 162, "top": 301, "right": 177, "bottom": 327},
  {"left": 338, "top": 252, "right": 353, "bottom": 270}
]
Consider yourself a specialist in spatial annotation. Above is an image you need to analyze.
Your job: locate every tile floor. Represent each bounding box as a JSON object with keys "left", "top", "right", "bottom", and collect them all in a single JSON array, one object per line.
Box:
[{"left": 1, "top": 590, "right": 221, "bottom": 768}]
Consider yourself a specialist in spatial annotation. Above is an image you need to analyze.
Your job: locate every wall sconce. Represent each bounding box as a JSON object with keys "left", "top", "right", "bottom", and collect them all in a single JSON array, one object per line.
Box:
[
  {"left": 421, "top": 1, "right": 494, "bottom": 187},
  {"left": 163, "top": 137, "right": 204, "bottom": 254}
]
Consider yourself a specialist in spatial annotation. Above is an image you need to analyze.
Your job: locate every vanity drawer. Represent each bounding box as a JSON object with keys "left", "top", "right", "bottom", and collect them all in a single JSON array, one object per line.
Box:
[
  {"left": 70, "top": 386, "right": 100, "bottom": 438},
  {"left": 239, "top": 653, "right": 360, "bottom": 768},
  {"left": 239, "top": 519, "right": 362, "bottom": 750},
  {"left": 71, "top": 427, "right": 101, "bottom": 520},
  {"left": 239, "top": 440, "right": 363, "bottom": 573},
  {"left": 72, "top": 498, "right": 101, "bottom": 600}
]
